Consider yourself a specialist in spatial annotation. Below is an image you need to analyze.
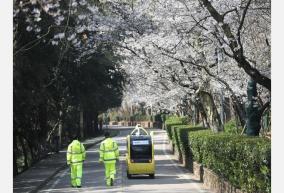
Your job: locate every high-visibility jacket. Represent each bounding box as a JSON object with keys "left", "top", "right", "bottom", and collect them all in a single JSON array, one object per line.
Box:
[
  {"left": 67, "top": 140, "right": 86, "bottom": 165},
  {"left": 99, "top": 138, "right": 119, "bottom": 163}
]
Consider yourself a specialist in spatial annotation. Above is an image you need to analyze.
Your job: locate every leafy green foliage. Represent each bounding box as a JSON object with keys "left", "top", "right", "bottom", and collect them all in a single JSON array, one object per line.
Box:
[
  {"left": 169, "top": 125, "right": 208, "bottom": 164},
  {"left": 224, "top": 119, "right": 240, "bottom": 134},
  {"left": 13, "top": 7, "right": 126, "bottom": 174},
  {"left": 188, "top": 131, "right": 271, "bottom": 193},
  {"left": 130, "top": 114, "right": 153, "bottom": 121},
  {"left": 171, "top": 125, "right": 181, "bottom": 148},
  {"left": 164, "top": 116, "right": 188, "bottom": 140},
  {"left": 71, "top": 45, "right": 125, "bottom": 112},
  {"left": 175, "top": 126, "right": 207, "bottom": 160}
]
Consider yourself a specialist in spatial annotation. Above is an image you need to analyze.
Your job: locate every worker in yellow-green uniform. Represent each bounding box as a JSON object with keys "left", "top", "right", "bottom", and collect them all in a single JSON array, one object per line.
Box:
[
  {"left": 99, "top": 132, "right": 119, "bottom": 186},
  {"left": 66, "top": 134, "right": 86, "bottom": 188}
]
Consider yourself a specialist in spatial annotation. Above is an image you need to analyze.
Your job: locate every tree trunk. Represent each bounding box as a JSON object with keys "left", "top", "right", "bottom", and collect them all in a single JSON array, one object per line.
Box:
[
  {"left": 27, "top": 139, "right": 35, "bottom": 162},
  {"left": 192, "top": 104, "right": 196, "bottom": 125},
  {"left": 99, "top": 118, "right": 103, "bottom": 131},
  {"left": 58, "top": 111, "right": 63, "bottom": 150},
  {"left": 195, "top": 98, "right": 209, "bottom": 128},
  {"left": 230, "top": 96, "right": 246, "bottom": 128},
  {"left": 195, "top": 106, "right": 200, "bottom": 124},
  {"left": 191, "top": 103, "right": 199, "bottom": 126},
  {"left": 84, "top": 109, "right": 92, "bottom": 136},
  {"left": 13, "top": 135, "right": 18, "bottom": 176},
  {"left": 80, "top": 107, "right": 84, "bottom": 139},
  {"left": 38, "top": 102, "right": 48, "bottom": 142},
  {"left": 198, "top": 91, "right": 224, "bottom": 132},
  {"left": 19, "top": 136, "right": 29, "bottom": 170},
  {"left": 94, "top": 111, "right": 99, "bottom": 135}
]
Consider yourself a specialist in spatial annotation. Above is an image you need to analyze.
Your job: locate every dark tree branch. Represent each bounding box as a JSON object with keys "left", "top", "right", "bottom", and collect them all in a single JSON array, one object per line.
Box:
[
  {"left": 222, "top": 8, "right": 238, "bottom": 18},
  {"left": 155, "top": 45, "right": 246, "bottom": 126},
  {"left": 266, "top": 37, "right": 270, "bottom": 47},
  {"left": 222, "top": 48, "right": 234, "bottom": 58},
  {"left": 238, "top": 0, "right": 253, "bottom": 34},
  {"left": 237, "top": 0, "right": 252, "bottom": 53},
  {"left": 199, "top": 0, "right": 271, "bottom": 91},
  {"left": 190, "top": 15, "right": 210, "bottom": 31}
]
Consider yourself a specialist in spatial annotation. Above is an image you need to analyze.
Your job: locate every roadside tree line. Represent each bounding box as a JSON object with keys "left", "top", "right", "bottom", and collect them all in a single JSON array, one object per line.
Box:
[{"left": 13, "top": 0, "right": 141, "bottom": 175}]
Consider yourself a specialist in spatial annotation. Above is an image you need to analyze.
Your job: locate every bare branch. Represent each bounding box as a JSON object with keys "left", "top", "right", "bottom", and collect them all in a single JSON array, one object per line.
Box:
[
  {"left": 237, "top": 0, "right": 252, "bottom": 53},
  {"left": 14, "top": 25, "right": 53, "bottom": 56},
  {"left": 222, "top": 8, "right": 238, "bottom": 18},
  {"left": 222, "top": 48, "right": 234, "bottom": 58},
  {"left": 200, "top": 0, "right": 271, "bottom": 91}
]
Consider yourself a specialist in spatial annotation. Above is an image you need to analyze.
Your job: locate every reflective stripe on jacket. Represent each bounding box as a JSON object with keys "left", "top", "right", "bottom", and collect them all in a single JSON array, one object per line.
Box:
[
  {"left": 67, "top": 140, "right": 86, "bottom": 165},
  {"left": 99, "top": 138, "right": 119, "bottom": 163}
]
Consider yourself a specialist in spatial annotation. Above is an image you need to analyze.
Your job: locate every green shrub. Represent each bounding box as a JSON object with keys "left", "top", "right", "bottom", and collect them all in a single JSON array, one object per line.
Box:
[
  {"left": 131, "top": 114, "right": 153, "bottom": 121},
  {"left": 224, "top": 119, "right": 240, "bottom": 134},
  {"left": 170, "top": 125, "right": 208, "bottom": 166},
  {"left": 188, "top": 130, "right": 213, "bottom": 163},
  {"left": 176, "top": 126, "right": 207, "bottom": 159},
  {"left": 165, "top": 116, "right": 189, "bottom": 140},
  {"left": 170, "top": 125, "right": 183, "bottom": 154},
  {"left": 167, "top": 123, "right": 182, "bottom": 140},
  {"left": 171, "top": 125, "right": 179, "bottom": 146},
  {"left": 188, "top": 131, "right": 271, "bottom": 193},
  {"left": 166, "top": 115, "right": 190, "bottom": 123}
]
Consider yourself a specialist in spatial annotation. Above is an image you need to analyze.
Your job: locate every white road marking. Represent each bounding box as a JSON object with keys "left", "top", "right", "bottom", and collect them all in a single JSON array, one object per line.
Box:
[
  {"left": 45, "top": 168, "right": 69, "bottom": 193},
  {"left": 43, "top": 145, "right": 100, "bottom": 193}
]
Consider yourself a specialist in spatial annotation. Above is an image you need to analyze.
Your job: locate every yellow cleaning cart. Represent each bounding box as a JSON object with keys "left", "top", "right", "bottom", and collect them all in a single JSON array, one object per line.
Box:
[{"left": 126, "top": 124, "right": 155, "bottom": 178}]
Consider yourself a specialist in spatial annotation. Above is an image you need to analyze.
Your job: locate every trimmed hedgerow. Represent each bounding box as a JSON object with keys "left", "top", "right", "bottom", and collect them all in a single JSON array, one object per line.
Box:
[
  {"left": 176, "top": 126, "right": 207, "bottom": 160},
  {"left": 171, "top": 125, "right": 180, "bottom": 147},
  {"left": 188, "top": 130, "right": 213, "bottom": 164},
  {"left": 170, "top": 125, "right": 187, "bottom": 157},
  {"left": 165, "top": 121, "right": 183, "bottom": 140},
  {"left": 165, "top": 116, "right": 188, "bottom": 140},
  {"left": 169, "top": 125, "right": 208, "bottom": 167},
  {"left": 188, "top": 130, "right": 271, "bottom": 193}
]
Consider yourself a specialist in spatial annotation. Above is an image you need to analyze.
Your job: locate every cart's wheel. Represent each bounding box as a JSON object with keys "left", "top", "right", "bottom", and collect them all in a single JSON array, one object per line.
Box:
[
  {"left": 127, "top": 171, "right": 132, "bottom": 179},
  {"left": 149, "top": 174, "right": 155, "bottom": 179}
]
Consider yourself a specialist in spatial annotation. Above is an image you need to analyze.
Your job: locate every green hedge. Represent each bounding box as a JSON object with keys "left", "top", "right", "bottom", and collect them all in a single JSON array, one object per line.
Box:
[
  {"left": 170, "top": 125, "right": 182, "bottom": 157},
  {"left": 189, "top": 130, "right": 271, "bottom": 193},
  {"left": 165, "top": 116, "right": 189, "bottom": 140},
  {"left": 165, "top": 120, "right": 182, "bottom": 140},
  {"left": 176, "top": 126, "right": 207, "bottom": 161},
  {"left": 224, "top": 119, "right": 240, "bottom": 134},
  {"left": 170, "top": 125, "right": 208, "bottom": 165}
]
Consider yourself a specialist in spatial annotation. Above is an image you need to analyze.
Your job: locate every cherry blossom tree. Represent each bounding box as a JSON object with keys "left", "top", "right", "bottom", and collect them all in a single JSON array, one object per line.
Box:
[{"left": 118, "top": 0, "right": 270, "bottom": 132}]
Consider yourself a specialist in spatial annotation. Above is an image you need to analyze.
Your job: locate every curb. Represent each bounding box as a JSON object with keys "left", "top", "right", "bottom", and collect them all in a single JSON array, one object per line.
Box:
[{"left": 30, "top": 137, "right": 105, "bottom": 193}]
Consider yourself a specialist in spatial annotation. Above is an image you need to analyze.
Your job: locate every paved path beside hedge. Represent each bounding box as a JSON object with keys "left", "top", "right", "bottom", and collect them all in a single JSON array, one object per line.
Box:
[{"left": 13, "top": 136, "right": 105, "bottom": 193}]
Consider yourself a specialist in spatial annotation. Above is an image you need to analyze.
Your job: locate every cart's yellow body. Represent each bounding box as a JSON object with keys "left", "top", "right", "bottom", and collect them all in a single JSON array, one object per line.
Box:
[{"left": 126, "top": 125, "right": 155, "bottom": 178}]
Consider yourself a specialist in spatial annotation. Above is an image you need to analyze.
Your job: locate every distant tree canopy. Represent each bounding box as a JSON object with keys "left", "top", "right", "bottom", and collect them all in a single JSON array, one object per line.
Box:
[{"left": 73, "top": 45, "right": 126, "bottom": 113}]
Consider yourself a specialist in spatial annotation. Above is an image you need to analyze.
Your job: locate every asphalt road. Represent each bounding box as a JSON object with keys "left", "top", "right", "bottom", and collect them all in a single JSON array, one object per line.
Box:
[{"left": 38, "top": 128, "right": 212, "bottom": 193}]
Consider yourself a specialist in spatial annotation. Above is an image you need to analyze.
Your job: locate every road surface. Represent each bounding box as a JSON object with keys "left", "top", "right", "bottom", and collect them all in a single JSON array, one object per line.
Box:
[{"left": 38, "top": 128, "right": 212, "bottom": 193}]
